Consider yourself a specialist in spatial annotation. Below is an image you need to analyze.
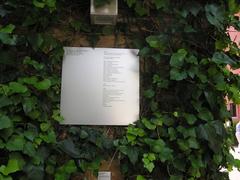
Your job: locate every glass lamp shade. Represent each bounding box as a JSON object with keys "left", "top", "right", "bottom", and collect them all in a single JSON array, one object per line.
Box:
[{"left": 90, "top": 0, "right": 118, "bottom": 25}]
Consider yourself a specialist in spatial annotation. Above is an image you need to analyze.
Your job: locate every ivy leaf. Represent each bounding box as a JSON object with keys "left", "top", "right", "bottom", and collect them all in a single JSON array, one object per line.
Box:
[
  {"left": 0, "top": 127, "right": 14, "bottom": 142},
  {"left": 127, "top": 127, "right": 145, "bottom": 143},
  {"left": 28, "top": 110, "right": 41, "bottom": 120},
  {"left": 20, "top": 76, "right": 38, "bottom": 85},
  {"left": 170, "top": 49, "right": 187, "bottom": 68},
  {"left": 188, "top": 66, "right": 198, "bottom": 78},
  {"left": 24, "top": 165, "right": 44, "bottom": 180},
  {"left": 168, "top": 127, "right": 177, "bottom": 141},
  {"left": 24, "top": 129, "right": 38, "bottom": 142},
  {"left": 144, "top": 89, "right": 155, "bottom": 98},
  {"left": 215, "top": 39, "right": 228, "bottom": 50},
  {"left": 127, "top": 146, "right": 139, "bottom": 164},
  {"left": 32, "top": 147, "right": 50, "bottom": 165},
  {"left": 151, "top": 139, "right": 165, "bottom": 153},
  {"left": 0, "top": 96, "right": 12, "bottom": 108},
  {"left": 159, "top": 147, "right": 173, "bottom": 162},
  {"left": 0, "top": 153, "right": 25, "bottom": 176},
  {"left": 0, "top": 24, "right": 15, "bottom": 33},
  {"left": 142, "top": 153, "right": 156, "bottom": 172},
  {"left": 188, "top": 137, "right": 199, "bottom": 149},
  {"left": 228, "top": 86, "right": 240, "bottom": 104},
  {"left": 170, "top": 68, "right": 187, "bottom": 81},
  {"left": 0, "top": 33, "right": 17, "bottom": 45},
  {"left": 173, "top": 158, "right": 186, "bottom": 172},
  {"left": 137, "top": 175, "right": 146, "bottom": 180},
  {"left": 205, "top": 4, "right": 224, "bottom": 29},
  {"left": 40, "top": 130, "right": 56, "bottom": 143},
  {"left": 197, "top": 124, "right": 209, "bottom": 141},
  {"left": 154, "top": 0, "right": 168, "bottom": 10},
  {"left": 80, "top": 130, "right": 88, "bottom": 139},
  {"left": 22, "top": 97, "right": 37, "bottom": 114},
  {"left": 146, "top": 35, "right": 167, "bottom": 51},
  {"left": 186, "top": 55, "right": 198, "bottom": 65},
  {"left": 34, "top": 79, "right": 51, "bottom": 90},
  {"left": 23, "top": 141, "right": 36, "bottom": 157},
  {"left": 6, "top": 135, "right": 26, "bottom": 151},
  {"left": 55, "top": 160, "right": 77, "bottom": 180},
  {"left": 146, "top": 36, "right": 160, "bottom": 48},
  {"left": 184, "top": 113, "right": 197, "bottom": 125},
  {"left": 213, "top": 154, "right": 222, "bottom": 165},
  {"left": 212, "top": 52, "right": 236, "bottom": 65},
  {"left": 211, "top": 121, "right": 225, "bottom": 136},
  {"left": 33, "top": 0, "right": 45, "bottom": 8},
  {"left": 150, "top": 100, "right": 158, "bottom": 112},
  {"left": 152, "top": 53, "right": 161, "bottom": 62},
  {"left": 204, "top": 91, "right": 216, "bottom": 110},
  {"left": 142, "top": 118, "right": 156, "bottom": 130},
  {"left": 197, "top": 123, "right": 221, "bottom": 152},
  {"left": 58, "top": 139, "right": 81, "bottom": 158},
  {"left": 177, "top": 139, "right": 189, "bottom": 151},
  {"left": 23, "top": 56, "right": 44, "bottom": 71},
  {"left": 153, "top": 75, "right": 169, "bottom": 88},
  {"left": 45, "top": 0, "right": 56, "bottom": 8},
  {"left": 187, "top": 66, "right": 198, "bottom": 79},
  {"left": 135, "top": 2, "right": 147, "bottom": 16},
  {"left": 186, "top": 1, "right": 202, "bottom": 16},
  {"left": 189, "top": 155, "right": 204, "bottom": 169},
  {"left": 196, "top": 72, "right": 207, "bottom": 83},
  {"left": 9, "top": 82, "right": 28, "bottom": 94},
  {"left": 52, "top": 109, "right": 64, "bottom": 122},
  {"left": 138, "top": 47, "right": 151, "bottom": 57},
  {"left": 40, "top": 123, "right": 51, "bottom": 132},
  {"left": 177, "top": 126, "right": 196, "bottom": 138},
  {"left": 126, "top": 0, "right": 136, "bottom": 7},
  {"left": 28, "top": 33, "right": 44, "bottom": 51},
  {"left": 198, "top": 108, "right": 214, "bottom": 121},
  {"left": 0, "top": 115, "right": 12, "bottom": 130},
  {"left": 228, "top": 0, "right": 240, "bottom": 14}
]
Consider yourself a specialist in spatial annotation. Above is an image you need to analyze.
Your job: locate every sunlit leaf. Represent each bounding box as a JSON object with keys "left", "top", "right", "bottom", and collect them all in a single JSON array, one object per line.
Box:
[{"left": 0, "top": 24, "right": 15, "bottom": 33}]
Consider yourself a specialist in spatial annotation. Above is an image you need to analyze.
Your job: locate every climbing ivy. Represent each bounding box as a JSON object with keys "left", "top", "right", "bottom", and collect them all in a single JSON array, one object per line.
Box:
[
  {"left": 115, "top": 0, "right": 240, "bottom": 179},
  {"left": 0, "top": 0, "right": 240, "bottom": 179}
]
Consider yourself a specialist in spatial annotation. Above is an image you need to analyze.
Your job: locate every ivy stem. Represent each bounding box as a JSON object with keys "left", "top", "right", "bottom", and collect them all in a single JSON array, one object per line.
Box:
[{"left": 107, "top": 149, "right": 118, "bottom": 170}]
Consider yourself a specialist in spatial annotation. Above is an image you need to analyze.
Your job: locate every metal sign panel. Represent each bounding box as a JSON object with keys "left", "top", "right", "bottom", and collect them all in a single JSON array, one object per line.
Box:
[{"left": 60, "top": 47, "right": 139, "bottom": 125}]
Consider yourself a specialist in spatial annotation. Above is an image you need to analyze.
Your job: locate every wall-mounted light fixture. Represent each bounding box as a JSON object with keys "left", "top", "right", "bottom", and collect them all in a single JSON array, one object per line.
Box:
[{"left": 90, "top": 0, "right": 118, "bottom": 25}]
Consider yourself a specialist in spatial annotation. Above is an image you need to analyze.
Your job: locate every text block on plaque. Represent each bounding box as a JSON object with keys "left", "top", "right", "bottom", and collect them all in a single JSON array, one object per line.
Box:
[{"left": 60, "top": 47, "right": 139, "bottom": 125}]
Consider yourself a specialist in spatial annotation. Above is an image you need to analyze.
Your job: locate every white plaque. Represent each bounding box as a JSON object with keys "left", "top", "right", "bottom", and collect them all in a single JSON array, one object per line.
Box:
[
  {"left": 98, "top": 171, "right": 111, "bottom": 180},
  {"left": 60, "top": 47, "right": 139, "bottom": 125}
]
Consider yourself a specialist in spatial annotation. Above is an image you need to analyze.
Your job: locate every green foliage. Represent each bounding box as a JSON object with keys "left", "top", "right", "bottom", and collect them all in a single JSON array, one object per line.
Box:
[
  {"left": 32, "top": 0, "right": 56, "bottom": 12},
  {"left": 55, "top": 160, "right": 77, "bottom": 180},
  {"left": 205, "top": 4, "right": 225, "bottom": 30},
  {"left": 142, "top": 153, "right": 156, "bottom": 172},
  {"left": 0, "top": 153, "right": 25, "bottom": 176},
  {"left": 0, "top": 0, "right": 239, "bottom": 179},
  {"left": 118, "top": 0, "right": 240, "bottom": 179}
]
